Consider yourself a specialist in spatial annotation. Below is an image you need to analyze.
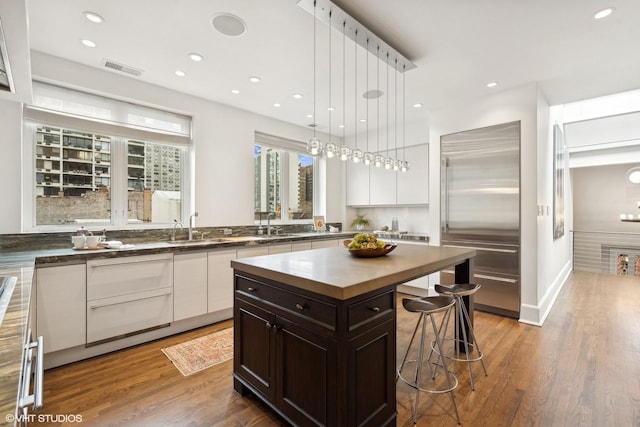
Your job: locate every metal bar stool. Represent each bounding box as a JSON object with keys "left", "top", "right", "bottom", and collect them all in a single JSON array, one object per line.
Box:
[
  {"left": 397, "top": 296, "right": 461, "bottom": 425},
  {"left": 434, "top": 283, "right": 488, "bottom": 391}
]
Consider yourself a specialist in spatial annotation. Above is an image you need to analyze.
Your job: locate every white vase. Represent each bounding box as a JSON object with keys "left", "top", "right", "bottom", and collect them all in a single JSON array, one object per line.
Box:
[{"left": 356, "top": 224, "right": 364, "bottom": 231}]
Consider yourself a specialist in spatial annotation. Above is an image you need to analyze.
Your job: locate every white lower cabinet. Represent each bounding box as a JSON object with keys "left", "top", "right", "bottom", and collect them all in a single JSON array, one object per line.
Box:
[
  {"left": 86, "top": 253, "right": 173, "bottom": 344},
  {"left": 311, "top": 239, "right": 343, "bottom": 249},
  {"left": 207, "top": 248, "right": 236, "bottom": 313},
  {"left": 268, "top": 243, "right": 291, "bottom": 254},
  {"left": 291, "top": 241, "right": 312, "bottom": 252},
  {"left": 174, "top": 251, "right": 208, "bottom": 321},
  {"left": 36, "top": 263, "right": 86, "bottom": 353},
  {"left": 236, "top": 246, "right": 270, "bottom": 258}
]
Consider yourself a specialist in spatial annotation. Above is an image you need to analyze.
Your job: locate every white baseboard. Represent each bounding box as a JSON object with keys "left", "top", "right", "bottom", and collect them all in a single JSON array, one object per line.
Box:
[
  {"left": 44, "top": 308, "right": 233, "bottom": 369},
  {"left": 519, "top": 261, "right": 572, "bottom": 326}
]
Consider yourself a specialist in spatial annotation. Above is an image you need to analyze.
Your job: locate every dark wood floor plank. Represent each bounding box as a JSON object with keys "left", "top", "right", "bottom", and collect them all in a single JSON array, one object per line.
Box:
[{"left": 32, "top": 271, "right": 640, "bottom": 426}]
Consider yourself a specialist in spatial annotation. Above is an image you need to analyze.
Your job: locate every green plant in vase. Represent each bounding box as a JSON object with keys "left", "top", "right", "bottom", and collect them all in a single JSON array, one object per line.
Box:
[{"left": 351, "top": 214, "right": 371, "bottom": 231}]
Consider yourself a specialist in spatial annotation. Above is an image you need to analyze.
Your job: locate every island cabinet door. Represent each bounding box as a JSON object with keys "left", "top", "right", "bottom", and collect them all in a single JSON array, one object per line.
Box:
[
  {"left": 275, "top": 315, "right": 337, "bottom": 427},
  {"left": 348, "top": 318, "right": 396, "bottom": 427},
  {"left": 234, "top": 298, "right": 277, "bottom": 401}
]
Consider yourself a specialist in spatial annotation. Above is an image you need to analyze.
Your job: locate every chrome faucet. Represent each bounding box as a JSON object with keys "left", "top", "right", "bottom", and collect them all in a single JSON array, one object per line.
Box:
[
  {"left": 267, "top": 212, "right": 275, "bottom": 236},
  {"left": 188, "top": 211, "right": 198, "bottom": 241},
  {"left": 171, "top": 220, "right": 184, "bottom": 241}
]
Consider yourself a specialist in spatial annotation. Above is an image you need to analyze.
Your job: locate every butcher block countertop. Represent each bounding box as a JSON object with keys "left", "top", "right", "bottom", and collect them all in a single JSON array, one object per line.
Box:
[{"left": 231, "top": 244, "right": 476, "bottom": 300}]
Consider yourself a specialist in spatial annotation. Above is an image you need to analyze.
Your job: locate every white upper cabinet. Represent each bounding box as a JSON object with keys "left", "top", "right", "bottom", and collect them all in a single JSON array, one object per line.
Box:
[
  {"left": 346, "top": 160, "right": 370, "bottom": 206},
  {"left": 346, "top": 144, "right": 428, "bottom": 206},
  {"left": 396, "top": 144, "right": 429, "bottom": 205}
]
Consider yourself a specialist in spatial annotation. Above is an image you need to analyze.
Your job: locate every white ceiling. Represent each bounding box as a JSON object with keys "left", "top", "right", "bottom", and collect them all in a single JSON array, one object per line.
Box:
[{"left": 14, "top": 0, "right": 640, "bottom": 134}]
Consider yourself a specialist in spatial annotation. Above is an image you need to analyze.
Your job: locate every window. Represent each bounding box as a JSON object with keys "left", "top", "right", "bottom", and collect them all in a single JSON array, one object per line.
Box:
[
  {"left": 254, "top": 133, "right": 315, "bottom": 222},
  {"left": 24, "top": 82, "right": 191, "bottom": 230}
]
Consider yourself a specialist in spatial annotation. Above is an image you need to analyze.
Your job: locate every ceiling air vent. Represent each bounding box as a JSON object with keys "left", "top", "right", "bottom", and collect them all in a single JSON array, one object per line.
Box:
[{"left": 102, "top": 59, "right": 143, "bottom": 77}]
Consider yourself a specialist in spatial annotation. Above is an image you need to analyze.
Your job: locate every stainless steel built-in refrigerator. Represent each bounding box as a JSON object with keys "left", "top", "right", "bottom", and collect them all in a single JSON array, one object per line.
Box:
[{"left": 440, "top": 121, "right": 520, "bottom": 318}]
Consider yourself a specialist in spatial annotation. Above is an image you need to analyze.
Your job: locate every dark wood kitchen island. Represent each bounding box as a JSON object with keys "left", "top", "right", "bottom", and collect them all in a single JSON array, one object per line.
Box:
[{"left": 231, "top": 244, "right": 475, "bottom": 427}]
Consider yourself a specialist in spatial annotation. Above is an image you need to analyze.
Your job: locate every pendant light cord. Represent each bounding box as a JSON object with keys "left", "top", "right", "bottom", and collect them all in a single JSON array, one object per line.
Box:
[
  {"left": 342, "top": 21, "right": 346, "bottom": 145},
  {"left": 313, "top": 0, "right": 317, "bottom": 138},
  {"left": 366, "top": 38, "right": 369, "bottom": 155},
  {"left": 376, "top": 46, "right": 380, "bottom": 156},
  {"left": 328, "top": 10, "right": 332, "bottom": 144}
]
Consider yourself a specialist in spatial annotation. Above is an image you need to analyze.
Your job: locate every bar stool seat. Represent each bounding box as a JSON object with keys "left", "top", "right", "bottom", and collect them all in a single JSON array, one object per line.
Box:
[
  {"left": 397, "top": 296, "right": 461, "bottom": 425},
  {"left": 434, "top": 283, "right": 488, "bottom": 391}
]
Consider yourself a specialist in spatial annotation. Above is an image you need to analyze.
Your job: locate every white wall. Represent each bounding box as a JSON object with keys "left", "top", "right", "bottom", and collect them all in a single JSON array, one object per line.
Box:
[
  {"left": 532, "top": 95, "right": 573, "bottom": 325},
  {"left": 0, "top": 51, "right": 345, "bottom": 233},
  {"left": 0, "top": 99, "right": 23, "bottom": 233},
  {"left": 427, "top": 83, "right": 571, "bottom": 324}
]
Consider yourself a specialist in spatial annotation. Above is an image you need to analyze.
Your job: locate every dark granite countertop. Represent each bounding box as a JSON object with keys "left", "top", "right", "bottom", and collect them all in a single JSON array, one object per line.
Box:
[{"left": 0, "top": 230, "right": 355, "bottom": 423}]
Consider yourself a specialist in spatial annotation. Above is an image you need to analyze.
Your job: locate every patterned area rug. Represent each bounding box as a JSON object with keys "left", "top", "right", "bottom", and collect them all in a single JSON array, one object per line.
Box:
[{"left": 161, "top": 328, "right": 234, "bottom": 376}]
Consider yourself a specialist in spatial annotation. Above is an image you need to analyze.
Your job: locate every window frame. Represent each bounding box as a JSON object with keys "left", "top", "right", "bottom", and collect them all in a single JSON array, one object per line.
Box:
[
  {"left": 254, "top": 133, "right": 320, "bottom": 225},
  {"left": 22, "top": 85, "right": 192, "bottom": 232}
]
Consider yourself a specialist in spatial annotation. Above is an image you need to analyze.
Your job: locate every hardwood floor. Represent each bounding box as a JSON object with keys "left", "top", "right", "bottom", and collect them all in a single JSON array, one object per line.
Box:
[{"left": 34, "top": 271, "right": 640, "bottom": 426}]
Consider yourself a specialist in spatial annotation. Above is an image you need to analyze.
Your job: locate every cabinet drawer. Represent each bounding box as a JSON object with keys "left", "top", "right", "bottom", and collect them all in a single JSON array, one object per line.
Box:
[
  {"left": 236, "top": 275, "right": 336, "bottom": 330},
  {"left": 348, "top": 291, "right": 395, "bottom": 332},
  {"left": 87, "top": 253, "right": 173, "bottom": 300},
  {"left": 87, "top": 287, "right": 173, "bottom": 344}
]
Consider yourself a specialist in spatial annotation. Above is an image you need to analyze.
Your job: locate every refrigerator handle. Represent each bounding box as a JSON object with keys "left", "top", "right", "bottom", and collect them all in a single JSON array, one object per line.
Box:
[{"left": 443, "top": 157, "right": 450, "bottom": 233}]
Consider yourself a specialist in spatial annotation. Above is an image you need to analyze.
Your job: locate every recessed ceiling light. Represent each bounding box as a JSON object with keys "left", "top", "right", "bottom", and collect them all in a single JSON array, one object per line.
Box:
[
  {"left": 328, "top": 107, "right": 335, "bottom": 111},
  {"left": 359, "top": 119, "right": 366, "bottom": 123},
  {"left": 231, "top": 89, "right": 240, "bottom": 94},
  {"left": 188, "top": 53, "right": 203, "bottom": 62},
  {"left": 338, "top": 124, "right": 345, "bottom": 128},
  {"left": 249, "top": 76, "right": 261, "bottom": 83},
  {"left": 211, "top": 13, "right": 247, "bottom": 37},
  {"left": 175, "top": 70, "right": 186, "bottom": 77},
  {"left": 486, "top": 81, "right": 498, "bottom": 88},
  {"left": 293, "top": 93, "right": 303, "bottom": 99},
  {"left": 306, "top": 114, "right": 313, "bottom": 118},
  {"left": 413, "top": 103, "right": 423, "bottom": 108},
  {"left": 273, "top": 103, "right": 281, "bottom": 108},
  {"left": 594, "top": 7, "right": 614, "bottom": 19},
  {"left": 81, "top": 39, "right": 96, "bottom": 48},
  {"left": 83, "top": 11, "right": 104, "bottom": 23}
]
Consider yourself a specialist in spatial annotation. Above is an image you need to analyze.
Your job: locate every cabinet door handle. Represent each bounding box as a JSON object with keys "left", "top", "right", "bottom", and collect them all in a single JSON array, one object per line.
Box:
[
  {"left": 370, "top": 306, "right": 381, "bottom": 313},
  {"left": 247, "top": 287, "right": 256, "bottom": 292},
  {"left": 295, "top": 303, "right": 305, "bottom": 311}
]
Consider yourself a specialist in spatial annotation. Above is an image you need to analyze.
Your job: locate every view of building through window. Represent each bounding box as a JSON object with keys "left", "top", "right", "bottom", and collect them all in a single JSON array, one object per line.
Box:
[
  {"left": 254, "top": 144, "right": 313, "bottom": 221},
  {"left": 34, "top": 125, "right": 182, "bottom": 226}
]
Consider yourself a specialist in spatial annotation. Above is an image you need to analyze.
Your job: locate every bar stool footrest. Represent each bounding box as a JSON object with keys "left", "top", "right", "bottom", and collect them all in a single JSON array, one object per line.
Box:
[
  {"left": 431, "top": 338, "right": 484, "bottom": 363},
  {"left": 397, "top": 360, "right": 459, "bottom": 394}
]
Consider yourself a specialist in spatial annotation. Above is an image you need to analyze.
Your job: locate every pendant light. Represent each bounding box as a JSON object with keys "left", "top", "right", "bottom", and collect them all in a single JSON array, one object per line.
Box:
[
  {"left": 338, "top": 20, "right": 351, "bottom": 161},
  {"left": 324, "top": 11, "right": 337, "bottom": 158},
  {"left": 351, "top": 29, "right": 363, "bottom": 164},
  {"left": 306, "top": 0, "right": 323, "bottom": 156},
  {"left": 374, "top": 45, "right": 384, "bottom": 168},
  {"left": 362, "top": 38, "right": 374, "bottom": 166},
  {"left": 400, "top": 63, "right": 410, "bottom": 172},
  {"left": 393, "top": 58, "right": 400, "bottom": 171},
  {"left": 384, "top": 53, "right": 394, "bottom": 170}
]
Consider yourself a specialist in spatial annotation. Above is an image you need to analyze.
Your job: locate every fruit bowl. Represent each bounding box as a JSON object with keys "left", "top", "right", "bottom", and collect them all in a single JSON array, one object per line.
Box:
[{"left": 343, "top": 239, "right": 397, "bottom": 258}]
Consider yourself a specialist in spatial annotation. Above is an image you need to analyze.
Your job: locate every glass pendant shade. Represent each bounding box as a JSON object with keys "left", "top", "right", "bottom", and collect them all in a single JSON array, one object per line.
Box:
[
  {"left": 400, "top": 160, "right": 409, "bottom": 172},
  {"left": 351, "top": 148, "right": 363, "bottom": 163},
  {"left": 384, "top": 157, "right": 393, "bottom": 170},
  {"left": 363, "top": 152, "right": 374, "bottom": 166},
  {"left": 393, "top": 159, "right": 400, "bottom": 171},
  {"left": 306, "top": 137, "right": 323, "bottom": 156},
  {"left": 338, "top": 145, "right": 351, "bottom": 161},
  {"left": 324, "top": 142, "right": 338, "bottom": 158},
  {"left": 374, "top": 154, "right": 384, "bottom": 167}
]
